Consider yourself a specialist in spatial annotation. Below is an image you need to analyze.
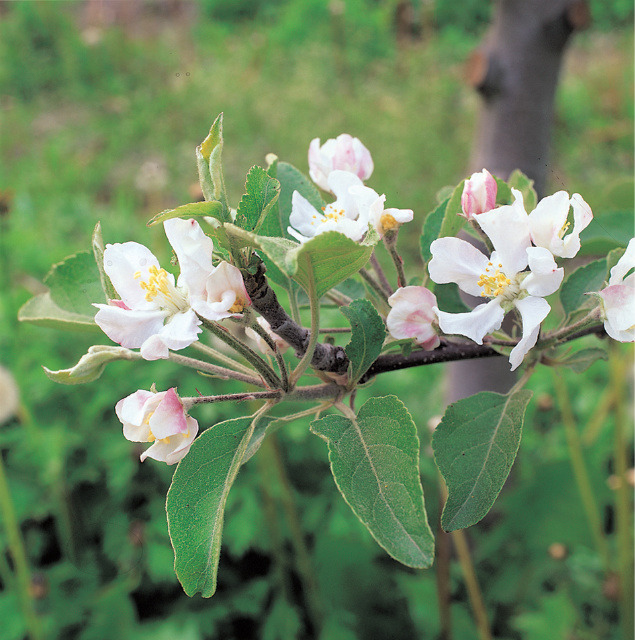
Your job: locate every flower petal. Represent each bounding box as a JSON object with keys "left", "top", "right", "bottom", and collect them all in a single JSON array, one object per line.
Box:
[
  {"left": 609, "top": 238, "right": 635, "bottom": 285},
  {"left": 103, "top": 242, "right": 161, "bottom": 310},
  {"left": 428, "top": 237, "right": 489, "bottom": 297},
  {"left": 435, "top": 298, "right": 505, "bottom": 344},
  {"left": 94, "top": 304, "right": 167, "bottom": 349},
  {"left": 140, "top": 310, "right": 201, "bottom": 360},
  {"left": 560, "top": 193, "right": 593, "bottom": 258},
  {"left": 328, "top": 170, "right": 366, "bottom": 216},
  {"left": 522, "top": 247, "right": 564, "bottom": 297},
  {"left": 509, "top": 296, "right": 550, "bottom": 370},
  {"left": 141, "top": 416, "right": 198, "bottom": 465},
  {"left": 387, "top": 286, "right": 440, "bottom": 348},
  {"left": 527, "top": 191, "right": 570, "bottom": 252},
  {"left": 148, "top": 388, "right": 188, "bottom": 439},
  {"left": 600, "top": 284, "right": 635, "bottom": 340},
  {"left": 476, "top": 189, "right": 531, "bottom": 275},
  {"left": 289, "top": 191, "right": 320, "bottom": 238},
  {"left": 116, "top": 389, "right": 155, "bottom": 442}
]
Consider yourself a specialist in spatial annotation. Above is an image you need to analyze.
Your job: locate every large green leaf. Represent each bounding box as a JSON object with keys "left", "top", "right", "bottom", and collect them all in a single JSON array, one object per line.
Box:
[
  {"left": 235, "top": 166, "right": 280, "bottom": 233},
  {"left": 166, "top": 415, "right": 258, "bottom": 597},
  {"left": 556, "top": 347, "right": 608, "bottom": 373},
  {"left": 44, "top": 251, "right": 105, "bottom": 316},
  {"left": 18, "top": 292, "right": 100, "bottom": 333},
  {"left": 311, "top": 396, "right": 435, "bottom": 568},
  {"left": 433, "top": 389, "right": 532, "bottom": 531},
  {"left": 146, "top": 200, "right": 224, "bottom": 227},
  {"left": 341, "top": 299, "right": 386, "bottom": 384},
  {"left": 507, "top": 169, "right": 537, "bottom": 212},
  {"left": 579, "top": 210, "right": 633, "bottom": 255},
  {"left": 438, "top": 180, "right": 466, "bottom": 240},
  {"left": 433, "top": 282, "right": 470, "bottom": 314},
  {"left": 276, "top": 161, "right": 324, "bottom": 234},
  {"left": 560, "top": 258, "right": 607, "bottom": 317},
  {"left": 420, "top": 197, "right": 448, "bottom": 263}
]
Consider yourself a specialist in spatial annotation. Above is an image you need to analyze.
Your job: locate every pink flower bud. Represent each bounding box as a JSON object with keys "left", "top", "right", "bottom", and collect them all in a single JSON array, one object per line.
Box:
[
  {"left": 308, "top": 134, "right": 373, "bottom": 192},
  {"left": 386, "top": 286, "right": 440, "bottom": 350},
  {"left": 460, "top": 169, "right": 497, "bottom": 220}
]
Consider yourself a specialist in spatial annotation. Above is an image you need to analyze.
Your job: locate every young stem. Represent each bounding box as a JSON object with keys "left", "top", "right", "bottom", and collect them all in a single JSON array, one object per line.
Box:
[
  {"left": 0, "top": 454, "right": 43, "bottom": 640},
  {"left": 370, "top": 252, "right": 394, "bottom": 296},
  {"left": 168, "top": 352, "right": 265, "bottom": 387},
  {"left": 553, "top": 372, "right": 611, "bottom": 570},
  {"left": 359, "top": 268, "right": 390, "bottom": 304},
  {"left": 190, "top": 340, "right": 256, "bottom": 377},
  {"left": 199, "top": 317, "right": 281, "bottom": 389},
  {"left": 247, "top": 315, "right": 290, "bottom": 391},
  {"left": 610, "top": 344, "right": 634, "bottom": 640},
  {"left": 385, "top": 239, "right": 407, "bottom": 289}
]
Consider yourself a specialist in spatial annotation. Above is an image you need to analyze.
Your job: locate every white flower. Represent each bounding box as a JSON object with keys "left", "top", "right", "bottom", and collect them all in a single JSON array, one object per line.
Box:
[
  {"left": 308, "top": 134, "right": 373, "bottom": 192},
  {"left": 386, "top": 287, "right": 440, "bottom": 350},
  {"left": 526, "top": 190, "right": 593, "bottom": 258},
  {"left": 288, "top": 170, "right": 411, "bottom": 243},
  {"left": 116, "top": 387, "right": 198, "bottom": 465},
  {"left": 428, "top": 199, "right": 564, "bottom": 370},
  {"left": 245, "top": 317, "right": 289, "bottom": 355},
  {"left": 460, "top": 169, "right": 497, "bottom": 220},
  {"left": 598, "top": 238, "right": 635, "bottom": 342},
  {"left": 94, "top": 218, "right": 249, "bottom": 360}
]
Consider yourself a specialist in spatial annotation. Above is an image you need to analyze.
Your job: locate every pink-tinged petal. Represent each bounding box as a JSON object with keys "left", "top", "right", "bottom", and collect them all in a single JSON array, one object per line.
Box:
[
  {"left": 94, "top": 304, "right": 166, "bottom": 349},
  {"left": 435, "top": 298, "right": 505, "bottom": 344},
  {"left": 428, "top": 237, "right": 489, "bottom": 297},
  {"left": 309, "top": 135, "right": 373, "bottom": 193},
  {"left": 351, "top": 136, "right": 374, "bottom": 180},
  {"left": 164, "top": 218, "right": 214, "bottom": 297},
  {"left": 109, "top": 299, "right": 130, "bottom": 309},
  {"left": 509, "top": 296, "right": 550, "bottom": 370},
  {"left": 115, "top": 389, "right": 154, "bottom": 431},
  {"left": 140, "top": 416, "right": 198, "bottom": 465},
  {"left": 600, "top": 284, "right": 635, "bottom": 340},
  {"left": 289, "top": 191, "right": 320, "bottom": 237},
  {"left": 609, "top": 238, "right": 635, "bottom": 285},
  {"left": 476, "top": 189, "right": 530, "bottom": 275},
  {"left": 522, "top": 247, "right": 564, "bottom": 297},
  {"left": 103, "top": 242, "right": 160, "bottom": 310},
  {"left": 139, "top": 334, "right": 170, "bottom": 360},
  {"left": 308, "top": 138, "right": 330, "bottom": 191},
  {"left": 148, "top": 388, "right": 188, "bottom": 439},
  {"left": 387, "top": 286, "right": 440, "bottom": 348},
  {"left": 460, "top": 169, "right": 497, "bottom": 219}
]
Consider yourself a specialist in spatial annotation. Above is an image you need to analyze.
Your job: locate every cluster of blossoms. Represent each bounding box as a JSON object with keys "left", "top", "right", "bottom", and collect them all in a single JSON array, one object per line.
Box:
[{"left": 386, "top": 169, "right": 634, "bottom": 370}]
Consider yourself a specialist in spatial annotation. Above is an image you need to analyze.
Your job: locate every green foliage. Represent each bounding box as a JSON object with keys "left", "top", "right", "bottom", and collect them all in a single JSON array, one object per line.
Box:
[
  {"left": 420, "top": 197, "right": 448, "bottom": 263},
  {"left": 433, "top": 389, "right": 532, "bottom": 531},
  {"left": 507, "top": 168, "right": 538, "bottom": 212},
  {"left": 236, "top": 166, "right": 280, "bottom": 233},
  {"left": 311, "top": 396, "right": 435, "bottom": 568},
  {"left": 146, "top": 200, "right": 224, "bottom": 227},
  {"left": 341, "top": 298, "right": 386, "bottom": 384},
  {"left": 560, "top": 257, "right": 608, "bottom": 317},
  {"left": 275, "top": 161, "right": 324, "bottom": 236},
  {"left": 555, "top": 347, "right": 608, "bottom": 373}
]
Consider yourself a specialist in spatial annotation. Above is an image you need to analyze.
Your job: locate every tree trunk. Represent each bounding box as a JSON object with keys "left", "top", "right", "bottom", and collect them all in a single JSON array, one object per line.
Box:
[{"left": 446, "top": 0, "right": 589, "bottom": 404}]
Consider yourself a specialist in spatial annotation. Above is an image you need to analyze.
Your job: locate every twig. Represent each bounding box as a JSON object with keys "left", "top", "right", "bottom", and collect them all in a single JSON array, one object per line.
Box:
[
  {"left": 359, "top": 268, "right": 390, "bottom": 304},
  {"left": 370, "top": 252, "right": 394, "bottom": 296},
  {"left": 191, "top": 340, "right": 256, "bottom": 377},
  {"left": 168, "top": 352, "right": 265, "bottom": 387}
]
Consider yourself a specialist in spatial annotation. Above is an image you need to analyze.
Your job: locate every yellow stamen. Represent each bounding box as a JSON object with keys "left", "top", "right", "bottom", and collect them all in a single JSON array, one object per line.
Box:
[
  {"left": 228, "top": 301, "right": 244, "bottom": 314},
  {"left": 380, "top": 213, "right": 399, "bottom": 232},
  {"left": 558, "top": 220, "right": 571, "bottom": 239},
  {"left": 477, "top": 268, "right": 512, "bottom": 298}
]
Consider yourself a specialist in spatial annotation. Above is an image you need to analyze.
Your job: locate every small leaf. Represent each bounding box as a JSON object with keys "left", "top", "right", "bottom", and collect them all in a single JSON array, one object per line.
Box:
[
  {"left": 276, "top": 161, "right": 324, "bottom": 234},
  {"left": 146, "top": 200, "right": 224, "bottom": 227},
  {"left": 311, "top": 396, "right": 435, "bottom": 568},
  {"left": 91, "top": 222, "right": 116, "bottom": 300},
  {"left": 507, "top": 169, "right": 537, "bottom": 212},
  {"left": 44, "top": 251, "right": 104, "bottom": 316},
  {"left": 196, "top": 113, "right": 229, "bottom": 217},
  {"left": 433, "top": 389, "right": 532, "bottom": 531},
  {"left": 494, "top": 176, "right": 512, "bottom": 205},
  {"left": 341, "top": 299, "right": 386, "bottom": 384},
  {"left": 438, "top": 180, "right": 466, "bottom": 240},
  {"left": 166, "top": 414, "right": 260, "bottom": 597},
  {"left": 43, "top": 345, "right": 139, "bottom": 385},
  {"left": 18, "top": 292, "right": 101, "bottom": 333},
  {"left": 560, "top": 258, "right": 607, "bottom": 317},
  {"left": 235, "top": 166, "right": 281, "bottom": 234},
  {"left": 420, "top": 197, "right": 448, "bottom": 263},
  {"left": 606, "top": 246, "right": 626, "bottom": 273},
  {"left": 555, "top": 348, "right": 608, "bottom": 373}
]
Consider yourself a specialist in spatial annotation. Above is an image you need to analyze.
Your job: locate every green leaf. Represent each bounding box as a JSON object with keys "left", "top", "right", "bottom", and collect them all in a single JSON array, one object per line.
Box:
[
  {"left": 146, "top": 200, "right": 224, "bottom": 227},
  {"left": 438, "top": 180, "right": 466, "bottom": 240},
  {"left": 276, "top": 161, "right": 324, "bottom": 234},
  {"left": 494, "top": 176, "right": 512, "bottom": 205},
  {"left": 507, "top": 169, "right": 537, "bottom": 212},
  {"left": 556, "top": 347, "right": 608, "bottom": 373},
  {"left": 311, "top": 396, "right": 435, "bottom": 568},
  {"left": 433, "top": 282, "right": 470, "bottom": 314},
  {"left": 420, "top": 197, "right": 448, "bottom": 263},
  {"left": 560, "top": 258, "right": 607, "bottom": 317},
  {"left": 196, "top": 113, "right": 229, "bottom": 218},
  {"left": 44, "top": 251, "right": 105, "bottom": 316},
  {"left": 166, "top": 415, "right": 259, "bottom": 597},
  {"left": 43, "top": 345, "right": 139, "bottom": 385},
  {"left": 18, "top": 292, "right": 100, "bottom": 332},
  {"left": 433, "top": 389, "right": 532, "bottom": 531},
  {"left": 341, "top": 299, "right": 386, "bottom": 384},
  {"left": 235, "top": 166, "right": 281, "bottom": 234},
  {"left": 579, "top": 210, "right": 633, "bottom": 255},
  {"left": 91, "top": 222, "right": 117, "bottom": 300}
]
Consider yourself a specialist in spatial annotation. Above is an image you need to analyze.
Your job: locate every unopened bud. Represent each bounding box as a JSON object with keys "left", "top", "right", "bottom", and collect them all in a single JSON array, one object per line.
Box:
[{"left": 460, "top": 169, "right": 497, "bottom": 220}]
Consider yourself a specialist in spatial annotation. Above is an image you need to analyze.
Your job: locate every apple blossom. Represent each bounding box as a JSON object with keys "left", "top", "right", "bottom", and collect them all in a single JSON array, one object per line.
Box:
[
  {"left": 245, "top": 317, "right": 289, "bottom": 355},
  {"left": 598, "top": 238, "right": 635, "bottom": 342},
  {"left": 288, "top": 170, "right": 411, "bottom": 243},
  {"left": 460, "top": 169, "right": 497, "bottom": 220},
  {"left": 428, "top": 199, "right": 564, "bottom": 370},
  {"left": 115, "top": 387, "right": 198, "bottom": 464},
  {"left": 308, "top": 133, "right": 373, "bottom": 192},
  {"left": 386, "top": 287, "right": 440, "bottom": 350},
  {"left": 94, "top": 218, "right": 249, "bottom": 360}
]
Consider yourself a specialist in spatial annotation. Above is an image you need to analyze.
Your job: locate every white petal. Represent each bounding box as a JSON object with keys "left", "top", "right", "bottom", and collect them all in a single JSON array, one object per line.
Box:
[
  {"left": 103, "top": 242, "right": 160, "bottom": 310},
  {"left": 509, "top": 296, "right": 550, "bottom": 370},
  {"left": 428, "top": 237, "right": 489, "bottom": 297},
  {"left": 609, "top": 238, "right": 635, "bottom": 285},
  {"left": 94, "top": 304, "right": 166, "bottom": 349},
  {"left": 560, "top": 193, "right": 593, "bottom": 258},
  {"left": 476, "top": 189, "right": 531, "bottom": 275},
  {"left": 435, "top": 299, "right": 505, "bottom": 344},
  {"left": 600, "top": 284, "right": 635, "bottom": 337},
  {"left": 522, "top": 247, "right": 564, "bottom": 297},
  {"left": 116, "top": 389, "right": 155, "bottom": 441},
  {"left": 140, "top": 416, "right": 198, "bottom": 465},
  {"left": 164, "top": 218, "right": 214, "bottom": 297},
  {"left": 328, "top": 170, "right": 365, "bottom": 216},
  {"left": 289, "top": 191, "right": 320, "bottom": 237},
  {"left": 527, "top": 191, "right": 570, "bottom": 254}
]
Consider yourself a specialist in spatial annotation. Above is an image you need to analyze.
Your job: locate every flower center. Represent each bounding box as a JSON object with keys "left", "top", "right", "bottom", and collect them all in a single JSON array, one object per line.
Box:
[
  {"left": 477, "top": 262, "right": 513, "bottom": 298},
  {"left": 135, "top": 266, "right": 188, "bottom": 314},
  {"left": 321, "top": 204, "right": 346, "bottom": 223},
  {"left": 228, "top": 301, "right": 244, "bottom": 314},
  {"left": 380, "top": 213, "right": 398, "bottom": 232},
  {"left": 558, "top": 220, "right": 571, "bottom": 239}
]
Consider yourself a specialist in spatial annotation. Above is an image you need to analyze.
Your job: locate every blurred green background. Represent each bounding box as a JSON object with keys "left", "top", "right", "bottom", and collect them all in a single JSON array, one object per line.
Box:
[{"left": 0, "top": 1, "right": 633, "bottom": 638}]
